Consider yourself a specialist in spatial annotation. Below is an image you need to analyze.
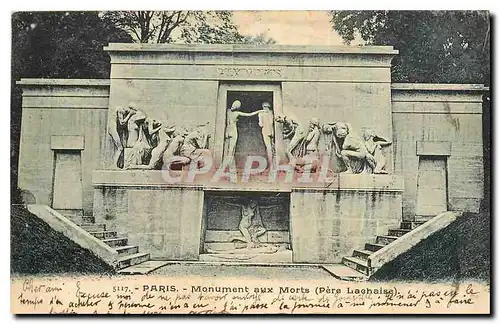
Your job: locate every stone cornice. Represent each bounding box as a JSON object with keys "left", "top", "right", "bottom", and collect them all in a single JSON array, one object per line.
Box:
[
  {"left": 391, "top": 83, "right": 488, "bottom": 92},
  {"left": 16, "top": 79, "right": 110, "bottom": 87},
  {"left": 104, "top": 43, "right": 399, "bottom": 55}
]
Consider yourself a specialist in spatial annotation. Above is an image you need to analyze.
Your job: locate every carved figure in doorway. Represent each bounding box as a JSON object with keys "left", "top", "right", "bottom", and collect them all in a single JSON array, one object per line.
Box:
[
  {"left": 323, "top": 122, "right": 375, "bottom": 174},
  {"left": 223, "top": 100, "right": 265, "bottom": 166},
  {"left": 225, "top": 199, "right": 281, "bottom": 249},
  {"left": 108, "top": 105, "right": 136, "bottom": 168},
  {"left": 362, "top": 128, "right": 392, "bottom": 174},
  {"left": 257, "top": 101, "right": 275, "bottom": 168}
]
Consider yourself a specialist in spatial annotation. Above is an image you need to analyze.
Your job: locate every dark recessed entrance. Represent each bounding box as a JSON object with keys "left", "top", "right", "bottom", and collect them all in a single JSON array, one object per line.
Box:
[{"left": 200, "top": 190, "right": 292, "bottom": 263}]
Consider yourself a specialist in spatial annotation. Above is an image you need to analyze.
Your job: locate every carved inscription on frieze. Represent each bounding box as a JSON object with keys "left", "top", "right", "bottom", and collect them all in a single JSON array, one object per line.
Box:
[{"left": 217, "top": 67, "right": 283, "bottom": 78}]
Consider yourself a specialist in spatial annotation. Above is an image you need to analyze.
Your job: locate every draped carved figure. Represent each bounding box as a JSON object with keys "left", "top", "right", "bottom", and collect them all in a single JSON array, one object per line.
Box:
[
  {"left": 322, "top": 122, "right": 375, "bottom": 174},
  {"left": 126, "top": 118, "right": 176, "bottom": 170},
  {"left": 362, "top": 128, "right": 392, "bottom": 174},
  {"left": 275, "top": 115, "right": 321, "bottom": 172},
  {"left": 162, "top": 124, "right": 212, "bottom": 171},
  {"left": 108, "top": 105, "right": 136, "bottom": 168},
  {"left": 178, "top": 123, "right": 212, "bottom": 169},
  {"left": 122, "top": 107, "right": 152, "bottom": 169}
]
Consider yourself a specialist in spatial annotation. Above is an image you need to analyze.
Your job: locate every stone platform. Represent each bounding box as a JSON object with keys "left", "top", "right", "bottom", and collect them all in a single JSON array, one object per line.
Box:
[{"left": 93, "top": 170, "right": 403, "bottom": 263}]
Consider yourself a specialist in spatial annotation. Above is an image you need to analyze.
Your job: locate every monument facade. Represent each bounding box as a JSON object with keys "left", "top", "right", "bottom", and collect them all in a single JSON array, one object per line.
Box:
[{"left": 16, "top": 44, "right": 486, "bottom": 267}]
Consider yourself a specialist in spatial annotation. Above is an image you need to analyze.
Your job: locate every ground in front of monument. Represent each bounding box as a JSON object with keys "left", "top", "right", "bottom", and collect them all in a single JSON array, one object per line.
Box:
[{"left": 148, "top": 263, "right": 337, "bottom": 280}]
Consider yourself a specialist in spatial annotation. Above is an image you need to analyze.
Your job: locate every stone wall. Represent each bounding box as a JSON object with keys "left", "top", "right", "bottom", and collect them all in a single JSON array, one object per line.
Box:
[
  {"left": 93, "top": 185, "right": 204, "bottom": 260},
  {"left": 391, "top": 84, "right": 486, "bottom": 219},
  {"left": 105, "top": 44, "right": 397, "bottom": 167},
  {"left": 290, "top": 175, "right": 403, "bottom": 263},
  {"left": 17, "top": 79, "right": 110, "bottom": 215}
]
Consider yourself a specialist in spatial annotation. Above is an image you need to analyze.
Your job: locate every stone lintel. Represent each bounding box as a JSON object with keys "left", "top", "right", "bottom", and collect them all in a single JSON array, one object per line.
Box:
[
  {"left": 50, "top": 135, "right": 85, "bottom": 150},
  {"left": 92, "top": 170, "right": 404, "bottom": 192},
  {"left": 416, "top": 141, "right": 452, "bottom": 156}
]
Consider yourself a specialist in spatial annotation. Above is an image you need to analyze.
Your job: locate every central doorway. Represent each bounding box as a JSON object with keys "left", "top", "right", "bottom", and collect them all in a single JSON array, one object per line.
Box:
[
  {"left": 214, "top": 83, "right": 284, "bottom": 169},
  {"left": 227, "top": 90, "right": 272, "bottom": 168}
]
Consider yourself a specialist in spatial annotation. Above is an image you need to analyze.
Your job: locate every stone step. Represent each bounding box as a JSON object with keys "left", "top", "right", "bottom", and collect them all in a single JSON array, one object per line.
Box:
[
  {"left": 56, "top": 209, "right": 83, "bottom": 217},
  {"left": 118, "top": 261, "right": 170, "bottom": 275},
  {"left": 400, "top": 221, "right": 427, "bottom": 230},
  {"left": 376, "top": 235, "right": 399, "bottom": 245},
  {"left": 322, "top": 264, "right": 368, "bottom": 281},
  {"left": 199, "top": 249, "right": 293, "bottom": 263},
  {"left": 388, "top": 228, "right": 411, "bottom": 237},
  {"left": 115, "top": 245, "right": 140, "bottom": 256},
  {"left": 102, "top": 237, "right": 128, "bottom": 247},
  {"left": 66, "top": 215, "right": 95, "bottom": 224},
  {"left": 205, "top": 230, "right": 290, "bottom": 244},
  {"left": 364, "top": 242, "right": 386, "bottom": 252},
  {"left": 79, "top": 223, "right": 106, "bottom": 232},
  {"left": 116, "top": 252, "right": 150, "bottom": 270},
  {"left": 342, "top": 256, "right": 370, "bottom": 276},
  {"left": 205, "top": 242, "right": 290, "bottom": 252},
  {"left": 415, "top": 215, "right": 436, "bottom": 222},
  {"left": 89, "top": 231, "right": 117, "bottom": 240},
  {"left": 352, "top": 249, "right": 373, "bottom": 260}
]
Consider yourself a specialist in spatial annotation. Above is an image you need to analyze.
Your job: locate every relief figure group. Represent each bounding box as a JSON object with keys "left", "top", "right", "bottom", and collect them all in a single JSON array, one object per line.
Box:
[
  {"left": 108, "top": 100, "right": 392, "bottom": 175},
  {"left": 108, "top": 102, "right": 212, "bottom": 170}
]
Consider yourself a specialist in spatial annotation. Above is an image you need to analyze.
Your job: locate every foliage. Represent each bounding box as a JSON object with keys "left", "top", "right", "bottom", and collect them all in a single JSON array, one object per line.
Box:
[
  {"left": 12, "top": 11, "right": 132, "bottom": 79},
  {"left": 329, "top": 11, "right": 490, "bottom": 84},
  {"left": 101, "top": 11, "right": 246, "bottom": 44},
  {"left": 241, "top": 33, "right": 277, "bottom": 45},
  {"left": 370, "top": 211, "right": 490, "bottom": 283},
  {"left": 11, "top": 12, "right": 133, "bottom": 201},
  {"left": 11, "top": 206, "right": 115, "bottom": 274}
]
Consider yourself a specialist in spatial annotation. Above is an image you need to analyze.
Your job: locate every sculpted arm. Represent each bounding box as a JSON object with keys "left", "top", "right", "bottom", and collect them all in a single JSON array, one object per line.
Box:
[
  {"left": 148, "top": 120, "right": 162, "bottom": 135},
  {"left": 225, "top": 202, "right": 242, "bottom": 208},
  {"left": 374, "top": 134, "right": 392, "bottom": 146},
  {"left": 259, "top": 204, "right": 282, "bottom": 209},
  {"left": 119, "top": 110, "right": 134, "bottom": 126},
  {"left": 236, "top": 110, "right": 265, "bottom": 118}
]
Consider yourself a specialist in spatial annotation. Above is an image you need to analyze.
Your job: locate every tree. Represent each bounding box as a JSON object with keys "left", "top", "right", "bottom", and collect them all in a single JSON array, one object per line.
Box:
[
  {"left": 11, "top": 12, "right": 133, "bottom": 202},
  {"left": 329, "top": 11, "right": 490, "bottom": 85},
  {"left": 330, "top": 10, "right": 491, "bottom": 208},
  {"left": 101, "top": 11, "right": 246, "bottom": 44},
  {"left": 241, "top": 33, "right": 277, "bottom": 45}
]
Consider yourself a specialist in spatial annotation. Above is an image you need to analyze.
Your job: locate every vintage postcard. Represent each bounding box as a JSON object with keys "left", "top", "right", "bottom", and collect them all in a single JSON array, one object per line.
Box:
[{"left": 10, "top": 10, "right": 491, "bottom": 314}]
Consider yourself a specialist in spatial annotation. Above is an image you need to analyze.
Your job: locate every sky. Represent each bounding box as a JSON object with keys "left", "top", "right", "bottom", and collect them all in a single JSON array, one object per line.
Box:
[{"left": 232, "top": 11, "right": 361, "bottom": 46}]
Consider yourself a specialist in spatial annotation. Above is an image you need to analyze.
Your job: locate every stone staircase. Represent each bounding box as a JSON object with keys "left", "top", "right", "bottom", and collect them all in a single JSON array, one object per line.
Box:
[
  {"left": 63, "top": 213, "right": 153, "bottom": 273},
  {"left": 326, "top": 220, "right": 427, "bottom": 280}
]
